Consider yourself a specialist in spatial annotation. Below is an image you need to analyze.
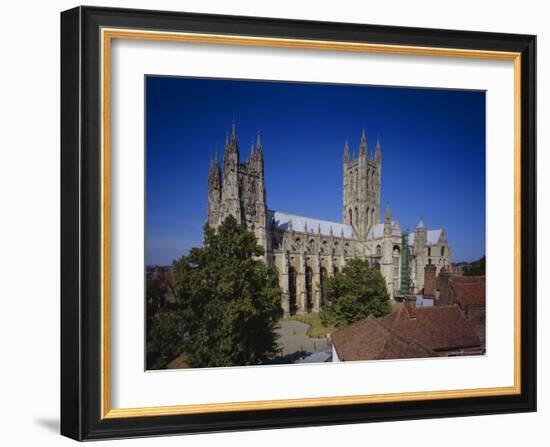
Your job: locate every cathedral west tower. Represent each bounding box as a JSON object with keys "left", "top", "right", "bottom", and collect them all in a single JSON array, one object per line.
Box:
[
  {"left": 342, "top": 129, "right": 382, "bottom": 239},
  {"left": 207, "top": 122, "right": 270, "bottom": 259}
]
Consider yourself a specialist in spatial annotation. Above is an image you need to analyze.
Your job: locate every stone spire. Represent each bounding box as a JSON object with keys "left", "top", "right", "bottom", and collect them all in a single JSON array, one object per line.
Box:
[
  {"left": 417, "top": 216, "right": 425, "bottom": 229},
  {"left": 256, "top": 129, "right": 262, "bottom": 153},
  {"left": 359, "top": 128, "right": 367, "bottom": 158},
  {"left": 343, "top": 139, "right": 350, "bottom": 164},
  {"left": 209, "top": 148, "right": 220, "bottom": 178},
  {"left": 224, "top": 120, "right": 239, "bottom": 162},
  {"left": 255, "top": 129, "right": 264, "bottom": 172},
  {"left": 375, "top": 135, "right": 381, "bottom": 164}
]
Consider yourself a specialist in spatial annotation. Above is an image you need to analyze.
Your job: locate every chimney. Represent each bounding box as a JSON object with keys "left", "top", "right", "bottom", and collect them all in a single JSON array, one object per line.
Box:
[{"left": 404, "top": 296, "right": 417, "bottom": 319}]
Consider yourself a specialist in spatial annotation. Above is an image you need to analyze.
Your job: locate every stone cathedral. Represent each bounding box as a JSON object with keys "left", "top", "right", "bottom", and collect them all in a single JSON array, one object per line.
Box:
[{"left": 207, "top": 123, "right": 451, "bottom": 315}]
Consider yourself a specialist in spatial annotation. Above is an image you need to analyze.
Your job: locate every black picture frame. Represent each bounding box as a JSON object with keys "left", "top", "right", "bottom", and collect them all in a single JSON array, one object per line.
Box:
[{"left": 61, "top": 5, "right": 536, "bottom": 441}]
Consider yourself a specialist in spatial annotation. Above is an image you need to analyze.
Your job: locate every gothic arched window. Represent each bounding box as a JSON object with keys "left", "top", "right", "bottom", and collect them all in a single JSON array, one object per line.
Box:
[
  {"left": 428, "top": 247, "right": 432, "bottom": 256},
  {"left": 349, "top": 208, "right": 353, "bottom": 226},
  {"left": 441, "top": 246, "right": 445, "bottom": 256},
  {"left": 366, "top": 206, "right": 370, "bottom": 228},
  {"left": 288, "top": 267, "right": 297, "bottom": 315},
  {"left": 320, "top": 266, "right": 327, "bottom": 305},
  {"left": 305, "top": 267, "right": 313, "bottom": 311},
  {"left": 376, "top": 245, "right": 382, "bottom": 256},
  {"left": 333, "top": 266, "right": 339, "bottom": 275},
  {"left": 371, "top": 208, "right": 375, "bottom": 227}
]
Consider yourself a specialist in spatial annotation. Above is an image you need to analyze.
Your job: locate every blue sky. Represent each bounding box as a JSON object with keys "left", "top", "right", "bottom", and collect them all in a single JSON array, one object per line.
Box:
[{"left": 146, "top": 76, "right": 485, "bottom": 265}]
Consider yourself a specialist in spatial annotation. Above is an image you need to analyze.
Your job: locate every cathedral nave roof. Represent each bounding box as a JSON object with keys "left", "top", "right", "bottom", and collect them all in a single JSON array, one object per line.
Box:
[
  {"left": 268, "top": 210, "right": 355, "bottom": 239},
  {"left": 408, "top": 229, "right": 444, "bottom": 246},
  {"left": 367, "top": 223, "right": 444, "bottom": 246}
]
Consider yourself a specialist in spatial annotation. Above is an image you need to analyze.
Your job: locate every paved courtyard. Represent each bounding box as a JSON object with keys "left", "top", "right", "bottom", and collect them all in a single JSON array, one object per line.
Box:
[{"left": 276, "top": 319, "right": 329, "bottom": 357}]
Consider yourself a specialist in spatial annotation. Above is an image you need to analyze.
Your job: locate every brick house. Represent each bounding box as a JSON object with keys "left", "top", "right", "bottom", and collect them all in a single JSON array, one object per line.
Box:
[{"left": 436, "top": 274, "right": 486, "bottom": 346}]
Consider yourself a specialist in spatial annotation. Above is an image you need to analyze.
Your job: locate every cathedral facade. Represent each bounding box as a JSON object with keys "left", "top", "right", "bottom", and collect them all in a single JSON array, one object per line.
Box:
[{"left": 207, "top": 123, "right": 451, "bottom": 315}]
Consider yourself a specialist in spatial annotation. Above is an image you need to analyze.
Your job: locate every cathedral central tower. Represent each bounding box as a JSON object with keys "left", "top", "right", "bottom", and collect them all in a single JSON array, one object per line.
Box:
[{"left": 342, "top": 129, "right": 382, "bottom": 240}]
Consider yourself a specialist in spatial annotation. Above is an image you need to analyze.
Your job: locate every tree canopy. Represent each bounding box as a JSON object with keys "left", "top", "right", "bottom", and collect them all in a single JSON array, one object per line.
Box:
[
  {"left": 147, "top": 215, "right": 283, "bottom": 369},
  {"left": 462, "top": 256, "right": 486, "bottom": 276},
  {"left": 320, "top": 258, "right": 391, "bottom": 328}
]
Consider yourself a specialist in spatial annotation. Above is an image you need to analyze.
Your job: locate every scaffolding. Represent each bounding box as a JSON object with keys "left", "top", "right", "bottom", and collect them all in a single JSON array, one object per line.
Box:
[{"left": 400, "top": 231, "right": 410, "bottom": 295}]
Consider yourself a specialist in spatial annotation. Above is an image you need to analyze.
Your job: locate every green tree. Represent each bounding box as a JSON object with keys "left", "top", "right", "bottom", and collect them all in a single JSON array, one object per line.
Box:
[
  {"left": 463, "top": 256, "right": 486, "bottom": 276},
  {"left": 320, "top": 258, "right": 391, "bottom": 328},
  {"left": 146, "top": 310, "right": 186, "bottom": 369},
  {"left": 146, "top": 277, "right": 167, "bottom": 314},
  {"left": 153, "top": 215, "right": 283, "bottom": 368}
]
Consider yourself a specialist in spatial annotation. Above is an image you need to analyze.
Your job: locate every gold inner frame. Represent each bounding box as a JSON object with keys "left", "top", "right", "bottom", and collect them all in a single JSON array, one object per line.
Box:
[{"left": 100, "top": 27, "right": 522, "bottom": 419}]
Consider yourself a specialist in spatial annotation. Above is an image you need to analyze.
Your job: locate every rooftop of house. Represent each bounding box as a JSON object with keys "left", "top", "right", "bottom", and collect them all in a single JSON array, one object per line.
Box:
[
  {"left": 331, "top": 315, "right": 438, "bottom": 362},
  {"left": 381, "top": 303, "right": 481, "bottom": 352},
  {"left": 451, "top": 280, "right": 486, "bottom": 307}
]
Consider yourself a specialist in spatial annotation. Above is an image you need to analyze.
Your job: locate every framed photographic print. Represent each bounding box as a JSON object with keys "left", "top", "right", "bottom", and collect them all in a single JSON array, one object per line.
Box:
[{"left": 60, "top": 6, "right": 536, "bottom": 441}]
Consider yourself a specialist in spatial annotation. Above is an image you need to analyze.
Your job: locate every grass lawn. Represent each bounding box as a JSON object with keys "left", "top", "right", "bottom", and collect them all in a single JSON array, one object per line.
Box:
[{"left": 288, "top": 312, "right": 336, "bottom": 338}]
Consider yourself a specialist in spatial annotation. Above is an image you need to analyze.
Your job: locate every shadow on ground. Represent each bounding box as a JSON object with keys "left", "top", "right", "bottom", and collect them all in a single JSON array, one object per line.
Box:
[{"left": 34, "top": 418, "right": 59, "bottom": 433}]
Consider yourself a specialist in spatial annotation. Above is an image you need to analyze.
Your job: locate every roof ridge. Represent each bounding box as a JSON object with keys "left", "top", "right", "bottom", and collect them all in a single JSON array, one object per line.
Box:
[
  {"left": 269, "top": 209, "right": 350, "bottom": 227},
  {"left": 376, "top": 315, "right": 437, "bottom": 356}
]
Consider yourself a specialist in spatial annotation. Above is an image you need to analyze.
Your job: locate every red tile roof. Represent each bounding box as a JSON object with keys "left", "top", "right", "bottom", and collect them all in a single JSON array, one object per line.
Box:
[
  {"left": 451, "top": 282, "right": 486, "bottom": 307},
  {"left": 382, "top": 305, "right": 481, "bottom": 352},
  {"left": 450, "top": 275, "right": 485, "bottom": 285},
  {"left": 331, "top": 316, "right": 438, "bottom": 361}
]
